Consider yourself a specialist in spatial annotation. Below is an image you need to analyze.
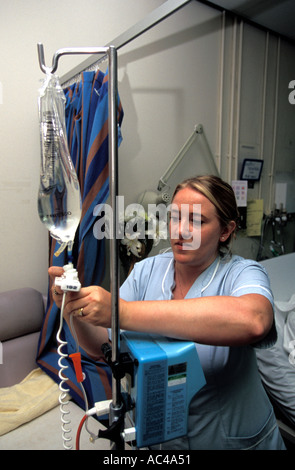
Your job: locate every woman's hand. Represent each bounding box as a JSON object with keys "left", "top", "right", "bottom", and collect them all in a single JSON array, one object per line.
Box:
[
  {"left": 48, "top": 266, "right": 112, "bottom": 327},
  {"left": 48, "top": 266, "right": 112, "bottom": 358},
  {"left": 62, "top": 286, "right": 112, "bottom": 328}
]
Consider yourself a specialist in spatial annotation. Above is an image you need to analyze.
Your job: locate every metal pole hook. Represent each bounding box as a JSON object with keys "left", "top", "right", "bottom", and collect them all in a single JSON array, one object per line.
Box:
[{"left": 37, "top": 43, "right": 109, "bottom": 74}]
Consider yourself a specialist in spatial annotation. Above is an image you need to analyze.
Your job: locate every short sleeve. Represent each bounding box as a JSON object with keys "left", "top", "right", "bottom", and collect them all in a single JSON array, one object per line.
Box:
[
  {"left": 228, "top": 260, "right": 277, "bottom": 349},
  {"left": 229, "top": 261, "right": 274, "bottom": 306}
]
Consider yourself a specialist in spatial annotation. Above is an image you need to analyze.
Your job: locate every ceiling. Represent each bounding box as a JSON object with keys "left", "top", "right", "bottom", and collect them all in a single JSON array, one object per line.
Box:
[{"left": 205, "top": 0, "right": 295, "bottom": 42}]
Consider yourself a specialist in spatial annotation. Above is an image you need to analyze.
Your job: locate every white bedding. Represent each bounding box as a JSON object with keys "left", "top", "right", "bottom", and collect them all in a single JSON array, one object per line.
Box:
[{"left": 256, "top": 254, "right": 295, "bottom": 426}]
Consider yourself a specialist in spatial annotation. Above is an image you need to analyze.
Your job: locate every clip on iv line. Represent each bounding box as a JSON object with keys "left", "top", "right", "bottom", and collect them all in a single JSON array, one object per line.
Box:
[{"left": 55, "top": 263, "right": 81, "bottom": 292}]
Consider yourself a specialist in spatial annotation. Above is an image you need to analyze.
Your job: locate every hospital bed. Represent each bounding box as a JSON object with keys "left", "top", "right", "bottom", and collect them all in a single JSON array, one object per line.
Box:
[{"left": 257, "top": 253, "right": 295, "bottom": 448}]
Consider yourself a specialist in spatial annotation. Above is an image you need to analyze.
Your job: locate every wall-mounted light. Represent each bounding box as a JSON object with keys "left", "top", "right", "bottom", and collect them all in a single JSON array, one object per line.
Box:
[{"left": 138, "top": 124, "right": 219, "bottom": 209}]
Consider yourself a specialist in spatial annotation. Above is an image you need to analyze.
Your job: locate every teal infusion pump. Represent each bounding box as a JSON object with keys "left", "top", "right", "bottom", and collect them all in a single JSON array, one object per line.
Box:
[{"left": 120, "top": 331, "right": 206, "bottom": 448}]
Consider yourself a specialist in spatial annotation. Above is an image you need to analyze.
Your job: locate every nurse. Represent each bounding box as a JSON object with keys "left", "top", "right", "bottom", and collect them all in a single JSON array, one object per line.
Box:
[{"left": 50, "top": 175, "right": 285, "bottom": 450}]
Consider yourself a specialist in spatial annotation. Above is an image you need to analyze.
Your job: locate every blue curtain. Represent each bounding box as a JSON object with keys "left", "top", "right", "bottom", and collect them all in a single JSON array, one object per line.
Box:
[{"left": 37, "top": 69, "right": 124, "bottom": 413}]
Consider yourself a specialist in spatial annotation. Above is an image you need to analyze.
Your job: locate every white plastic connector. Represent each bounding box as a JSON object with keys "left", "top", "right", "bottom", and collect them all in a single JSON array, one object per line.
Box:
[
  {"left": 55, "top": 263, "right": 81, "bottom": 292},
  {"left": 122, "top": 427, "right": 136, "bottom": 443},
  {"left": 86, "top": 399, "right": 112, "bottom": 417}
]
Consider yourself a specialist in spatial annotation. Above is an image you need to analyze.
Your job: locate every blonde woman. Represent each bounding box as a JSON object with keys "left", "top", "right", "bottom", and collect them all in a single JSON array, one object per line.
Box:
[{"left": 50, "top": 175, "right": 285, "bottom": 450}]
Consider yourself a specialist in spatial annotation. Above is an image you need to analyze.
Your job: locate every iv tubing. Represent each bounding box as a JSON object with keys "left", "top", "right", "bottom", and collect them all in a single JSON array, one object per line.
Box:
[
  {"left": 56, "top": 285, "right": 97, "bottom": 449},
  {"left": 76, "top": 415, "right": 88, "bottom": 450},
  {"left": 55, "top": 274, "right": 109, "bottom": 450},
  {"left": 56, "top": 292, "right": 72, "bottom": 450},
  {"left": 69, "top": 314, "right": 98, "bottom": 444}
]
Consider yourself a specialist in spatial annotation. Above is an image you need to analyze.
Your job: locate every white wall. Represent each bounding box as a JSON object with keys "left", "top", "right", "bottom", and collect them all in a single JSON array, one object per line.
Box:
[
  {"left": 0, "top": 0, "right": 167, "bottom": 294},
  {"left": 0, "top": 0, "right": 294, "bottom": 294},
  {"left": 117, "top": 2, "right": 221, "bottom": 204}
]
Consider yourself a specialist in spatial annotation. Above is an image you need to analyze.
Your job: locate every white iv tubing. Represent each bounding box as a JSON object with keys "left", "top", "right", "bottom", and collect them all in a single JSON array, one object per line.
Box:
[
  {"left": 56, "top": 292, "right": 72, "bottom": 450},
  {"left": 68, "top": 314, "right": 98, "bottom": 443},
  {"left": 56, "top": 288, "right": 98, "bottom": 449}
]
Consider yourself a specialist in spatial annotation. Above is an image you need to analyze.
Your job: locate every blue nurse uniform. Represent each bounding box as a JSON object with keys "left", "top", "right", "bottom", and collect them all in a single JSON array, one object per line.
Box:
[{"left": 120, "top": 252, "right": 285, "bottom": 450}]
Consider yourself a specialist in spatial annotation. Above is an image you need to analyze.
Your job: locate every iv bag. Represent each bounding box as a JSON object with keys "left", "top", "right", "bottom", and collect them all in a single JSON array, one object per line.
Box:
[{"left": 37, "top": 74, "right": 81, "bottom": 256}]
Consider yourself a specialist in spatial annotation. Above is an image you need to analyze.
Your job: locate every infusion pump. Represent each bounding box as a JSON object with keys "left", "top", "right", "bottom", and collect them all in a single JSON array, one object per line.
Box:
[{"left": 117, "top": 331, "right": 206, "bottom": 448}]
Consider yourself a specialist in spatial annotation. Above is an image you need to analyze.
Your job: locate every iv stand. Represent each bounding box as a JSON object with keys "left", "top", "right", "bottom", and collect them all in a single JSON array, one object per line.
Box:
[{"left": 37, "top": 44, "right": 124, "bottom": 449}]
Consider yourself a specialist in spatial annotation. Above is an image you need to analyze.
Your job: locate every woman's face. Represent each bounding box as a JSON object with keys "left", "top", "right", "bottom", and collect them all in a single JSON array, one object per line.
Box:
[{"left": 169, "top": 187, "right": 234, "bottom": 270}]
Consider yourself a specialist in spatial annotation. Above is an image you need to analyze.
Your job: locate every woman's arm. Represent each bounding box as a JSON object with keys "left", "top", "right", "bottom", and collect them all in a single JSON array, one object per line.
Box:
[
  {"left": 69, "top": 316, "right": 109, "bottom": 360},
  {"left": 120, "top": 293, "right": 273, "bottom": 346},
  {"left": 63, "top": 284, "right": 274, "bottom": 347},
  {"left": 49, "top": 266, "right": 274, "bottom": 353}
]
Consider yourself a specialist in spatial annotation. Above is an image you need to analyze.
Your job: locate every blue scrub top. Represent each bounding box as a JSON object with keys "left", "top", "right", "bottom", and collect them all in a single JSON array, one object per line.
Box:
[{"left": 120, "top": 252, "right": 285, "bottom": 450}]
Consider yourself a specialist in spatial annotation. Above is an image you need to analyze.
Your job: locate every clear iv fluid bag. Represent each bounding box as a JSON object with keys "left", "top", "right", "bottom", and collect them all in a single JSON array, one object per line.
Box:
[{"left": 37, "top": 74, "right": 81, "bottom": 254}]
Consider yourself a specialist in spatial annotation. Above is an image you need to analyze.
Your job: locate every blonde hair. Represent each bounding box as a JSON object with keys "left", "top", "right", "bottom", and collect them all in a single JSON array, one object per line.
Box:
[{"left": 172, "top": 175, "right": 239, "bottom": 256}]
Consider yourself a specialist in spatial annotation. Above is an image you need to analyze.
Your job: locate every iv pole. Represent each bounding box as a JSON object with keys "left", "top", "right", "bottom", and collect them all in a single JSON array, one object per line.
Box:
[{"left": 37, "top": 44, "right": 124, "bottom": 449}]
